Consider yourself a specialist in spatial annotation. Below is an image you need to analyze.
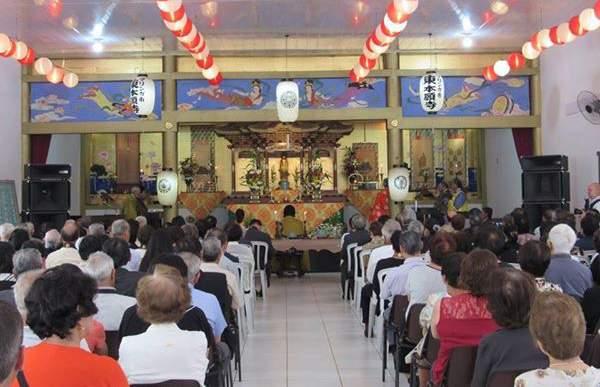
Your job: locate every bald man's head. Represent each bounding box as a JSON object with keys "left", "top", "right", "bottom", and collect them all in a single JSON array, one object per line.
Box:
[
  {"left": 588, "top": 183, "right": 600, "bottom": 199},
  {"left": 60, "top": 222, "right": 80, "bottom": 246}
]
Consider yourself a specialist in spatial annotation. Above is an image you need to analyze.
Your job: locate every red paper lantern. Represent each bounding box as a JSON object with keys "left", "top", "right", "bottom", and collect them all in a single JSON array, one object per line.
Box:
[
  {"left": 507, "top": 52, "right": 525, "bottom": 70},
  {"left": 386, "top": 3, "right": 410, "bottom": 24},
  {"left": 359, "top": 54, "right": 377, "bottom": 70},
  {"left": 47, "top": 0, "right": 63, "bottom": 18},
  {"left": 208, "top": 73, "right": 223, "bottom": 86},
  {"left": 379, "top": 20, "right": 396, "bottom": 38},
  {"left": 19, "top": 47, "right": 36, "bottom": 65},
  {"left": 549, "top": 26, "right": 561, "bottom": 44},
  {"left": 569, "top": 15, "right": 587, "bottom": 36},
  {"left": 182, "top": 33, "right": 201, "bottom": 51},
  {"left": 172, "top": 18, "right": 193, "bottom": 37},
  {"left": 596, "top": 0, "right": 600, "bottom": 18},
  {"left": 160, "top": 5, "right": 186, "bottom": 23},
  {"left": 482, "top": 65, "right": 498, "bottom": 82},
  {"left": 349, "top": 69, "right": 361, "bottom": 83},
  {"left": 530, "top": 32, "right": 543, "bottom": 51},
  {"left": 196, "top": 55, "right": 214, "bottom": 70}
]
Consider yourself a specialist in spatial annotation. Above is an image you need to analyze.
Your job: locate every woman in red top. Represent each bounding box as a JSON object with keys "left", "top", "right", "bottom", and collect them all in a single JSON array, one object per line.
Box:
[
  {"left": 431, "top": 249, "right": 499, "bottom": 385},
  {"left": 14, "top": 264, "right": 128, "bottom": 387}
]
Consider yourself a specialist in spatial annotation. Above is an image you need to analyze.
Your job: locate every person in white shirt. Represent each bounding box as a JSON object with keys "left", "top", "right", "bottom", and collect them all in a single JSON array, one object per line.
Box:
[
  {"left": 110, "top": 219, "right": 144, "bottom": 272},
  {"left": 45, "top": 223, "right": 83, "bottom": 269},
  {"left": 224, "top": 223, "right": 254, "bottom": 264},
  {"left": 380, "top": 231, "right": 426, "bottom": 301},
  {"left": 82, "top": 252, "right": 136, "bottom": 331},
  {"left": 200, "top": 237, "right": 242, "bottom": 310},
  {"left": 366, "top": 219, "right": 402, "bottom": 284},
  {"left": 119, "top": 269, "right": 209, "bottom": 386},
  {"left": 588, "top": 183, "right": 600, "bottom": 213}
]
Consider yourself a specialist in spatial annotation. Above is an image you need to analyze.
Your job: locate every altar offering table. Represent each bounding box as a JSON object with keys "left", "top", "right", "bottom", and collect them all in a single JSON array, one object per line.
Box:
[{"left": 272, "top": 238, "right": 341, "bottom": 273}]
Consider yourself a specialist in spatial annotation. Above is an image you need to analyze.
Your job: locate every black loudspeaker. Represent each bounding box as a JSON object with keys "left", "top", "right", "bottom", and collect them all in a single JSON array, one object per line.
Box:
[
  {"left": 24, "top": 164, "right": 71, "bottom": 180},
  {"left": 520, "top": 155, "right": 568, "bottom": 172},
  {"left": 524, "top": 202, "right": 570, "bottom": 231},
  {"left": 522, "top": 171, "right": 570, "bottom": 202},
  {"left": 22, "top": 180, "right": 70, "bottom": 212}
]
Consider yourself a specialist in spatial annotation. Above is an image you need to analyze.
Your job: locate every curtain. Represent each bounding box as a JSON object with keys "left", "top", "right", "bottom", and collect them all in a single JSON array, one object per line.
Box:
[
  {"left": 30, "top": 134, "right": 52, "bottom": 164},
  {"left": 512, "top": 128, "right": 533, "bottom": 159}
]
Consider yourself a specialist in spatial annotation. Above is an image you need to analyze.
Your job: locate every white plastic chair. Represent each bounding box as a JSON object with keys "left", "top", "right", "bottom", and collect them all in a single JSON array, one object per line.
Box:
[
  {"left": 340, "top": 232, "right": 349, "bottom": 249},
  {"left": 251, "top": 241, "right": 269, "bottom": 300},
  {"left": 352, "top": 246, "right": 365, "bottom": 310},
  {"left": 343, "top": 242, "right": 358, "bottom": 301},
  {"left": 233, "top": 263, "right": 248, "bottom": 340},
  {"left": 241, "top": 260, "right": 255, "bottom": 332},
  {"left": 354, "top": 248, "right": 371, "bottom": 312},
  {"left": 368, "top": 267, "right": 394, "bottom": 340}
]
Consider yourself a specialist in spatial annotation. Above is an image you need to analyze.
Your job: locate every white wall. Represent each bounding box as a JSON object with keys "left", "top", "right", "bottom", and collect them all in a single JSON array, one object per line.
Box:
[
  {"left": 0, "top": 16, "right": 22, "bottom": 211},
  {"left": 47, "top": 135, "right": 81, "bottom": 215},
  {"left": 485, "top": 129, "right": 522, "bottom": 217},
  {"left": 541, "top": 13, "right": 600, "bottom": 207}
]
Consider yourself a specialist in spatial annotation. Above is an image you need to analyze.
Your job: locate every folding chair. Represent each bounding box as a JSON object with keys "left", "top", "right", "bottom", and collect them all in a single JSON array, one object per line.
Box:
[
  {"left": 251, "top": 241, "right": 269, "bottom": 299},
  {"left": 131, "top": 381, "right": 200, "bottom": 387},
  {"left": 382, "top": 295, "right": 409, "bottom": 383},
  {"left": 486, "top": 370, "right": 528, "bottom": 387},
  {"left": 105, "top": 330, "right": 120, "bottom": 360},
  {"left": 443, "top": 346, "right": 479, "bottom": 387}
]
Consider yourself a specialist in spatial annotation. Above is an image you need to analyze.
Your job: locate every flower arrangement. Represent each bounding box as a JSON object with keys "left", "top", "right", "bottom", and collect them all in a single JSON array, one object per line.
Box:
[
  {"left": 179, "top": 157, "right": 201, "bottom": 178},
  {"left": 241, "top": 151, "right": 265, "bottom": 194},
  {"left": 342, "top": 147, "right": 359, "bottom": 178}
]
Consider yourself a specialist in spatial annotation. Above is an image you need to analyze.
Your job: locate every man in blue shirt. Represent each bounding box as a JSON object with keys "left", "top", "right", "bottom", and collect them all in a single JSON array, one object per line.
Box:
[
  {"left": 545, "top": 224, "right": 593, "bottom": 300},
  {"left": 179, "top": 252, "right": 227, "bottom": 340}
]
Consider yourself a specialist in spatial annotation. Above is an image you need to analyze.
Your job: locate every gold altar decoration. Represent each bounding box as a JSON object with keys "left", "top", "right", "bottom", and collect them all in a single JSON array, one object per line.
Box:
[
  {"left": 345, "top": 189, "right": 385, "bottom": 218},
  {"left": 226, "top": 202, "right": 344, "bottom": 238},
  {"left": 179, "top": 192, "right": 228, "bottom": 219}
]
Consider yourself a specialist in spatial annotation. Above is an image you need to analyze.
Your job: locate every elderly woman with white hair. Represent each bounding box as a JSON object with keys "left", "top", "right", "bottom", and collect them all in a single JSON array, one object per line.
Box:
[{"left": 545, "top": 223, "right": 593, "bottom": 300}]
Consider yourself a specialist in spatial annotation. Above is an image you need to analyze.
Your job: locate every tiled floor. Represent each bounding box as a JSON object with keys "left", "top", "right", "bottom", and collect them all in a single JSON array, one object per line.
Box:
[{"left": 237, "top": 273, "right": 408, "bottom": 387}]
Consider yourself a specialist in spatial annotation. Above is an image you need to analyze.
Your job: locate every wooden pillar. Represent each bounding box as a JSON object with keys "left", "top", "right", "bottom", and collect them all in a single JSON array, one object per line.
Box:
[
  {"left": 163, "top": 55, "right": 178, "bottom": 221},
  {"left": 532, "top": 59, "right": 543, "bottom": 155},
  {"left": 384, "top": 53, "right": 402, "bottom": 216}
]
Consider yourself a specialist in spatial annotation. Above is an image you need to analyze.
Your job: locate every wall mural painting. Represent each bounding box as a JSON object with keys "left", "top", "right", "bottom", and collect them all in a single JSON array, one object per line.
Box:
[
  {"left": 176, "top": 78, "right": 387, "bottom": 111},
  {"left": 401, "top": 76, "right": 531, "bottom": 117},
  {"left": 30, "top": 81, "right": 162, "bottom": 123}
]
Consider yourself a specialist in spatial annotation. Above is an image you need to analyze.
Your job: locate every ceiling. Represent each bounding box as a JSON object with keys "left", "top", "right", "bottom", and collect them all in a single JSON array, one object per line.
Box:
[{"left": 1, "top": 0, "right": 595, "bottom": 54}]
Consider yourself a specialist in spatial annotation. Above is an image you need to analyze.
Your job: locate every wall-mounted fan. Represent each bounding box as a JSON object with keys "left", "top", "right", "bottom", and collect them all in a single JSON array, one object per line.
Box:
[{"left": 577, "top": 90, "right": 600, "bottom": 125}]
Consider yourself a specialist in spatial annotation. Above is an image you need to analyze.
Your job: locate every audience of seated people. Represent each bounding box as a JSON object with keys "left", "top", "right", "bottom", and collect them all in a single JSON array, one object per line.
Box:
[{"left": 0, "top": 199, "right": 599, "bottom": 387}]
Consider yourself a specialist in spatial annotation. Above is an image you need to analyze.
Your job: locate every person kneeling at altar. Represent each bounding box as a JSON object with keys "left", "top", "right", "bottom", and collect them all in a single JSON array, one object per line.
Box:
[{"left": 281, "top": 205, "right": 304, "bottom": 238}]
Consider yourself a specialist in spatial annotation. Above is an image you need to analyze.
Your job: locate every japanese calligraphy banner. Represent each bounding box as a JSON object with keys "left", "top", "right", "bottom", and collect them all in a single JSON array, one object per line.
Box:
[{"left": 401, "top": 76, "right": 531, "bottom": 117}]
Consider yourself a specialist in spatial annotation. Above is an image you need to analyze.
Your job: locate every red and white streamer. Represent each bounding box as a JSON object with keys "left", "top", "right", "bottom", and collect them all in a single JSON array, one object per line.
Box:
[
  {"left": 482, "top": 0, "right": 600, "bottom": 81},
  {"left": 156, "top": 0, "right": 222, "bottom": 84},
  {"left": 349, "top": 0, "right": 418, "bottom": 82}
]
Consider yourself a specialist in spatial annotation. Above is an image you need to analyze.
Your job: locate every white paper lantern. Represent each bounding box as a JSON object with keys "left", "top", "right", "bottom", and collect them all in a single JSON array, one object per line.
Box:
[
  {"left": 522, "top": 42, "right": 541, "bottom": 60},
  {"left": 383, "top": 13, "right": 408, "bottom": 34},
  {"left": 580, "top": 8, "right": 600, "bottom": 31},
  {"left": 130, "top": 74, "right": 156, "bottom": 117},
  {"left": 201, "top": 64, "right": 219, "bottom": 80},
  {"left": 47, "top": 66, "right": 64, "bottom": 84},
  {"left": 353, "top": 63, "right": 370, "bottom": 78},
  {"left": 490, "top": 0, "right": 509, "bottom": 15},
  {"left": 557, "top": 22, "right": 576, "bottom": 44},
  {"left": 0, "top": 34, "right": 12, "bottom": 55},
  {"left": 393, "top": 0, "right": 419, "bottom": 15},
  {"left": 157, "top": 169, "right": 179, "bottom": 206},
  {"left": 276, "top": 80, "right": 299, "bottom": 123},
  {"left": 368, "top": 38, "right": 389, "bottom": 55},
  {"left": 538, "top": 29, "right": 554, "bottom": 49},
  {"left": 63, "top": 72, "right": 79, "bottom": 88},
  {"left": 192, "top": 45, "right": 210, "bottom": 60},
  {"left": 419, "top": 71, "right": 445, "bottom": 114},
  {"left": 493, "top": 60, "right": 511, "bottom": 77},
  {"left": 177, "top": 23, "right": 198, "bottom": 44},
  {"left": 34, "top": 57, "right": 54, "bottom": 75},
  {"left": 388, "top": 167, "right": 410, "bottom": 202},
  {"left": 163, "top": 14, "right": 188, "bottom": 32},
  {"left": 11, "top": 41, "right": 28, "bottom": 60}
]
